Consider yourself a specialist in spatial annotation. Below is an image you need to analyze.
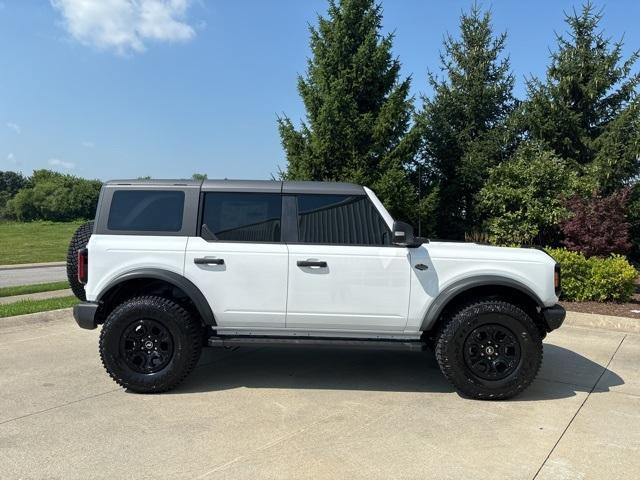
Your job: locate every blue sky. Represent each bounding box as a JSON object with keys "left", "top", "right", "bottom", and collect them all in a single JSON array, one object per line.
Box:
[{"left": 1, "top": 0, "right": 638, "bottom": 181}]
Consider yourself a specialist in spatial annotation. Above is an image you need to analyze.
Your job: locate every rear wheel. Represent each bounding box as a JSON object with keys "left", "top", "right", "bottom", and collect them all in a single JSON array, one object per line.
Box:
[
  {"left": 99, "top": 296, "right": 203, "bottom": 393},
  {"left": 66, "top": 220, "right": 94, "bottom": 300},
  {"left": 435, "top": 300, "right": 542, "bottom": 400}
]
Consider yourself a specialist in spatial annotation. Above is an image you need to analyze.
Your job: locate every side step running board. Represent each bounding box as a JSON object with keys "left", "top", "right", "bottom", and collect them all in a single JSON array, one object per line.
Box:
[{"left": 207, "top": 335, "right": 427, "bottom": 351}]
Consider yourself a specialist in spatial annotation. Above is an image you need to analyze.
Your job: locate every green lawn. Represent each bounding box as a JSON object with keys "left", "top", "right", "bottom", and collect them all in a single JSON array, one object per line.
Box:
[
  {"left": 0, "top": 281, "right": 70, "bottom": 298},
  {"left": 0, "top": 221, "right": 83, "bottom": 265},
  {"left": 0, "top": 295, "right": 79, "bottom": 318}
]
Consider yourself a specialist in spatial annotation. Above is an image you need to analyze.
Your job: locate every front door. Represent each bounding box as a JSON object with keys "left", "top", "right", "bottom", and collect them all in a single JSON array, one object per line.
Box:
[
  {"left": 184, "top": 191, "right": 288, "bottom": 329},
  {"left": 285, "top": 194, "right": 410, "bottom": 332}
]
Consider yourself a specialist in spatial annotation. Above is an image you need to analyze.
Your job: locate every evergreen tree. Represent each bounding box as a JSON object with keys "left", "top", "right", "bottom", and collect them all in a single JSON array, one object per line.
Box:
[
  {"left": 523, "top": 2, "right": 639, "bottom": 191},
  {"left": 278, "top": 0, "right": 419, "bottom": 220},
  {"left": 416, "top": 5, "right": 516, "bottom": 239}
]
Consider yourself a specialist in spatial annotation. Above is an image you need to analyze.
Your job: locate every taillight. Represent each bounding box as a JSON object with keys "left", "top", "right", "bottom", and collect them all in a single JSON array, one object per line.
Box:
[
  {"left": 554, "top": 263, "right": 561, "bottom": 295},
  {"left": 78, "top": 248, "right": 88, "bottom": 284}
]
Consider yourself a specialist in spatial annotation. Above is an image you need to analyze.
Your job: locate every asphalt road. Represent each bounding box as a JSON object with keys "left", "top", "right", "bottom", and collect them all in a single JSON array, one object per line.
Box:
[
  {"left": 0, "top": 311, "right": 638, "bottom": 479},
  {"left": 0, "top": 265, "right": 67, "bottom": 288}
]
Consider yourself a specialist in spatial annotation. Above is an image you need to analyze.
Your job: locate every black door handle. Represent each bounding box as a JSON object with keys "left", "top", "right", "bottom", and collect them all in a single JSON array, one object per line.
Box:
[
  {"left": 297, "top": 260, "right": 327, "bottom": 268},
  {"left": 194, "top": 257, "right": 224, "bottom": 265}
]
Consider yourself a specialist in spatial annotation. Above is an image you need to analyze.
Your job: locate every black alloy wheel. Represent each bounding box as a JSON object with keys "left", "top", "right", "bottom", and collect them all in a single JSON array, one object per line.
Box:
[
  {"left": 463, "top": 324, "right": 521, "bottom": 380},
  {"left": 120, "top": 319, "right": 174, "bottom": 374}
]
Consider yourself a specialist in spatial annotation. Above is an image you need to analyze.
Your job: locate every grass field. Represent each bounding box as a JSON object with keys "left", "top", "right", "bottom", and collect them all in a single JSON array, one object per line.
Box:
[
  {"left": 0, "top": 295, "right": 78, "bottom": 318},
  {"left": 0, "top": 221, "right": 83, "bottom": 265},
  {"left": 0, "top": 281, "right": 70, "bottom": 298}
]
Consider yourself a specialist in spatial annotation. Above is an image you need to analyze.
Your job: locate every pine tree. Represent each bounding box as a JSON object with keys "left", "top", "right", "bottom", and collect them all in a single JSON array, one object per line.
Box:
[
  {"left": 278, "top": 0, "right": 419, "bottom": 220},
  {"left": 416, "top": 5, "right": 516, "bottom": 239},
  {"left": 523, "top": 2, "right": 639, "bottom": 191}
]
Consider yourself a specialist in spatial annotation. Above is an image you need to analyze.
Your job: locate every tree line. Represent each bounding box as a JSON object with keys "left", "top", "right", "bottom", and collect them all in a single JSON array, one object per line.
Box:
[
  {"left": 0, "top": 171, "right": 209, "bottom": 222},
  {"left": 279, "top": 0, "right": 639, "bottom": 259},
  {"left": 2, "top": 1, "right": 637, "bottom": 261}
]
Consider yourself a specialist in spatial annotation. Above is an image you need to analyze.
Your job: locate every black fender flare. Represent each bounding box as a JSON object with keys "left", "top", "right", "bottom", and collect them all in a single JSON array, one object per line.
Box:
[
  {"left": 421, "top": 275, "right": 545, "bottom": 331},
  {"left": 97, "top": 269, "right": 216, "bottom": 325}
]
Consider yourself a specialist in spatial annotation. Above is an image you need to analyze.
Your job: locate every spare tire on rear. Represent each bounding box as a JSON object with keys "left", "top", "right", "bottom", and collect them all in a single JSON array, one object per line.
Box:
[{"left": 66, "top": 221, "right": 94, "bottom": 301}]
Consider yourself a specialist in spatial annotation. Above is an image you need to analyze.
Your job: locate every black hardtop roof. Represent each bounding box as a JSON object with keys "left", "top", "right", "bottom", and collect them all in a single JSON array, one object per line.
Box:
[{"left": 104, "top": 179, "right": 365, "bottom": 195}]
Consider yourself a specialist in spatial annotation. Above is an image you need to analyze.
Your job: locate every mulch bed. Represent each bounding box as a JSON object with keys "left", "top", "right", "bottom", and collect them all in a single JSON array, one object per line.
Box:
[{"left": 560, "top": 279, "right": 640, "bottom": 319}]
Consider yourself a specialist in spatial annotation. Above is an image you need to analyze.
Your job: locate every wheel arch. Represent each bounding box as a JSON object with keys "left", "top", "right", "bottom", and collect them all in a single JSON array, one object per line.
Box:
[
  {"left": 96, "top": 269, "right": 215, "bottom": 326},
  {"left": 421, "top": 276, "right": 545, "bottom": 333}
]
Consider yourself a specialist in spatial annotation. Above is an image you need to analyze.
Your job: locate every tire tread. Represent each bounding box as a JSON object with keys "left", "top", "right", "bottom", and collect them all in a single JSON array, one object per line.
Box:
[
  {"left": 99, "top": 295, "right": 203, "bottom": 393},
  {"left": 66, "top": 220, "right": 94, "bottom": 301},
  {"left": 435, "top": 299, "right": 543, "bottom": 400}
]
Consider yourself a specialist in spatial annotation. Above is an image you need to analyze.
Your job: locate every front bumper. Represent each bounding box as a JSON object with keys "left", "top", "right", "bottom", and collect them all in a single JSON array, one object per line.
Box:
[
  {"left": 73, "top": 302, "right": 99, "bottom": 330},
  {"left": 541, "top": 304, "right": 566, "bottom": 332}
]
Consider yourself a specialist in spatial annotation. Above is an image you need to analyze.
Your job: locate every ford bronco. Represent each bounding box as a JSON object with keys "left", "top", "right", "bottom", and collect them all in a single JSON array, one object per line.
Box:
[{"left": 68, "top": 179, "right": 564, "bottom": 399}]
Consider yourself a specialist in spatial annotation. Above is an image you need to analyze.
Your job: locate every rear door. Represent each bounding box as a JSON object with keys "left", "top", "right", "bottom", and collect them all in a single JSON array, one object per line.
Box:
[
  {"left": 285, "top": 194, "right": 411, "bottom": 332},
  {"left": 184, "top": 190, "right": 289, "bottom": 329}
]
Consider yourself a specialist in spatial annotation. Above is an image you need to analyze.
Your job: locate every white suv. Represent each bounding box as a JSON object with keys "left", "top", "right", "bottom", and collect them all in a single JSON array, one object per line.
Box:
[{"left": 69, "top": 179, "right": 564, "bottom": 399}]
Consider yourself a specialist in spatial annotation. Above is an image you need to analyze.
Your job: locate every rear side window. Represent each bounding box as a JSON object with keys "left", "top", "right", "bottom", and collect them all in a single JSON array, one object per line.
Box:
[
  {"left": 108, "top": 190, "right": 184, "bottom": 232},
  {"left": 296, "top": 194, "right": 390, "bottom": 245},
  {"left": 201, "top": 193, "right": 281, "bottom": 242}
]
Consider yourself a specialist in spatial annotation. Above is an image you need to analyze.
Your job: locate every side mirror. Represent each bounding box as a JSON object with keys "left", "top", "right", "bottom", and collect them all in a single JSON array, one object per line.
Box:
[{"left": 392, "top": 221, "right": 427, "bottom": 248}]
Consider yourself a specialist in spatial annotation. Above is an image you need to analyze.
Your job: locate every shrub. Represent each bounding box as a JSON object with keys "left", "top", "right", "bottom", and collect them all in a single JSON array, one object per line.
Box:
[
  {"left": 477, "top": 141, "right": 580, "bottom": 246},
  {"left": 0, "top": 171, "right": 29, "bottom": 219},
  {"left": 6, "top": 169, "right": 101, "bottom": 221},
  {"left": 561, "top": 189, "right": 632, "bottom": 257},
  {"left": 545, "top": 247, "right": 637, "bottom": 302}
]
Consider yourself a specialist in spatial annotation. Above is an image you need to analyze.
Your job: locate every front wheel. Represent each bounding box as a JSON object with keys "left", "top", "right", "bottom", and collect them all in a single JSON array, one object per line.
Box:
[
  {"left": 99, "top": 296, "right": 203, "bottom": 393},
  {"left": 435, "top": 300, "right": 543, "bottom": 400}
]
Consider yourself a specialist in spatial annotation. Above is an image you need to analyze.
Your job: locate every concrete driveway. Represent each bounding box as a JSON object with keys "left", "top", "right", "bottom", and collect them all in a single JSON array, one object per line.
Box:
[{"left": 0, "top": 312, "right": 638, "bottom": 480}]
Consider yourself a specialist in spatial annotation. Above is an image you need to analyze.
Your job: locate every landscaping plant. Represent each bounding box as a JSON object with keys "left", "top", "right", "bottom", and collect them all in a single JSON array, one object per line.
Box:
[
  {"left": 561, "top": 189, "right": 633, "bottom": 257},
  {"left": 546, "top": 247, "right": 637, "bottom": 302}
]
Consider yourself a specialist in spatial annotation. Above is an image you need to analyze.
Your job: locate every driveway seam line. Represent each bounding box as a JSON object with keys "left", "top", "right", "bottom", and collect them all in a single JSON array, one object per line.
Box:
[
  {"left": 531, "top": 334, "right": 627, "bottom": 479},
  {"left": 536, "top": 376, "right": 602, "bottom": 390},
  {"left": 0, "top": 387, "right": 121, "bottom": 426}
]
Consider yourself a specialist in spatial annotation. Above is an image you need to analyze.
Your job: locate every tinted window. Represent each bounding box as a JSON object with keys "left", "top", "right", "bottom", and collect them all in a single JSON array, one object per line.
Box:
[
  {"left": 108, "top": 190, "right": 184, "bottom": 232},
  {"left": 201, "top": 193, "right": 281, "bottom": 242},
  {"left": 297, "top": 194, "right": 390, "bottom": 245}
]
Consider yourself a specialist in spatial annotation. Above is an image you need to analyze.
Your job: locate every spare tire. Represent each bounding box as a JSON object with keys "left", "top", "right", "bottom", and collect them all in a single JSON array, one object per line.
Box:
[{"left": 66, "top": 221, "right": 94, "bottom": 301}]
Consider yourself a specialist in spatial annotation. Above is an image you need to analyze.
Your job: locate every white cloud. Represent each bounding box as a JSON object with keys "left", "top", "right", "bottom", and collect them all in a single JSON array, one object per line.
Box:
[
  {"left": 50, "top": 0, "right": 196, "bottom": 54},
  {"left": 7, "top": 152, "right": 18, "bottom": 164},
  {"left": 81, "top": 140, "right": 95, "bottom": 148},
  {"left": 6, "top": 122, "right": 21, "bottom": 134},
  {"left": 49, "top": 158, "right": 76, "bottom": 170}
]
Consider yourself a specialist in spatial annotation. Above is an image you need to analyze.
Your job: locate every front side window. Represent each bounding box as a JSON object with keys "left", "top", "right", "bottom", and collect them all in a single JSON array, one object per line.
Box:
[
  {"left": 296, "top": 194, "right": 390, "bottom": 245},
  {"left": 108, "top": 190, "right": 184, "bottom": 232},
  {"left": 201, "top": 192, "right": 282, "bottom": 242}
]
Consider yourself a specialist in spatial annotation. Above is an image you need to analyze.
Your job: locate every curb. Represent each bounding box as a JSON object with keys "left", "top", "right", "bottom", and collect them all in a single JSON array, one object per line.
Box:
[
  {"left": 565, "top": 311, "right": 640, "bottom": 335},
  {"left": 0, "top": 261, "right": 66, "bottom": 271}
]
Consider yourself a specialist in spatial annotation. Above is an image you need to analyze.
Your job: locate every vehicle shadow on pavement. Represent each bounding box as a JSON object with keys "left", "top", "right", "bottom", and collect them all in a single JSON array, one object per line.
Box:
[
  {"left": 174, "top": 347, "right": 455, "bottom": 394},
  {"left": 168, "top": 342, "right": 623, "bottom": 400},
  {"left": 514, "top": 343, "right": 624, "bottom": 401}
]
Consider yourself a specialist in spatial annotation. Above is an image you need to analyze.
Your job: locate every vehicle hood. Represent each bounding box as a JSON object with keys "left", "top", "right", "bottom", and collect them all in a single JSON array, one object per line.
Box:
[{"left": 425, "top": 241, "right": 556, "bottom": 266}]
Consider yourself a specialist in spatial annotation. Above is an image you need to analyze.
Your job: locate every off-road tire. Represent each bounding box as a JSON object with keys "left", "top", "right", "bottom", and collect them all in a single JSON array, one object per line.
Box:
[
  {"left": 66, "top": 220, "right": 94, "bottom": 300},
  {"left": 99, "top": 296, "right": 203, "bottom": 393},
  {"left": 435, "top": 300, "right": 543, "bottom": 400}
]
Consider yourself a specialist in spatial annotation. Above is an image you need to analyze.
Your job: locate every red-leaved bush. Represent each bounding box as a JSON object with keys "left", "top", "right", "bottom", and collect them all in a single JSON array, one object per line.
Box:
[{"left": 560, "top": 189, "right": 632, "bottom": 257}]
